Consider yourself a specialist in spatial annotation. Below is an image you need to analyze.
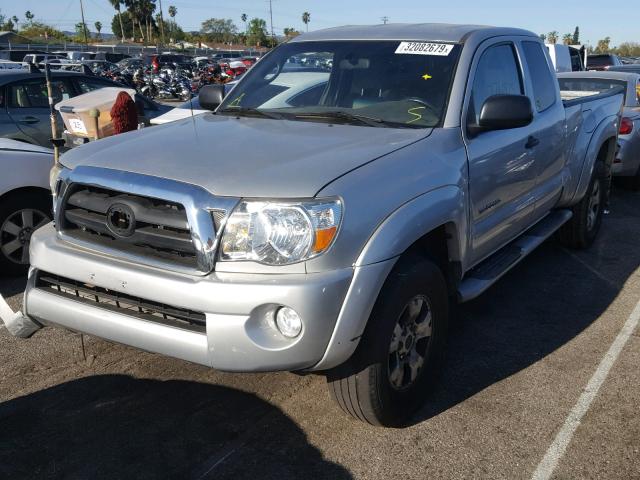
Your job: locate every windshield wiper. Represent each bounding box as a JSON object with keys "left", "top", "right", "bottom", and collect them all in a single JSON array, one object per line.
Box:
[
  {"left": 293, "top": 111, "right": 387, "bottom": 127},
  {"left": 217, "top": 107, "right": 284, "bottom": 120}
]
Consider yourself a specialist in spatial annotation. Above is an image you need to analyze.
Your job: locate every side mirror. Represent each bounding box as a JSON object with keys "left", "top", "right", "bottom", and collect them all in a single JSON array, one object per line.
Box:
[
  {"left": 472, "top": 94, "right": 533, "bottom": 133},
  {"left": 199, "top": 84, "right": 226, "bottom": 111}
]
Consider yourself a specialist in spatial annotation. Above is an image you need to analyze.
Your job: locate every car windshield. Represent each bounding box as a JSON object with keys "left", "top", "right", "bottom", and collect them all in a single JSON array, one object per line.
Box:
[{"left": 219, "top": 40, "right": 462, "bottom": 128}]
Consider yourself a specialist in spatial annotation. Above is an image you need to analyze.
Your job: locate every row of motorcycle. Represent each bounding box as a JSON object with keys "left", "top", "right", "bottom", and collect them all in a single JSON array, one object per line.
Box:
[{"left": 95, "top": 61, "right": 248, "bottom": 102}]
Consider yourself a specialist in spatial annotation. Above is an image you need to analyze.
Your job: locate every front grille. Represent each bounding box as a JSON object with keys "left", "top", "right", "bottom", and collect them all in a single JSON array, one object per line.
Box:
[
  {"left": 60, "top": 185, "right": 197, "bottom": 269},
  {"left": 36, "top": 272, "right": 206, "bottom": 333}
]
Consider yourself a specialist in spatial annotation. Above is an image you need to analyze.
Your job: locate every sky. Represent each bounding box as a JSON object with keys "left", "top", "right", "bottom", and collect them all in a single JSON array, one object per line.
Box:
[{"left": 0, "top": 0, "right": 627, "bottom": 47}]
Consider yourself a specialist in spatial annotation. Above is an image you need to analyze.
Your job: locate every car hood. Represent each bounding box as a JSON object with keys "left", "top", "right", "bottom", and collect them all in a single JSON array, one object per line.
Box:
[{"left": 60, "top": 113, "right": 431, "bottom": 197}]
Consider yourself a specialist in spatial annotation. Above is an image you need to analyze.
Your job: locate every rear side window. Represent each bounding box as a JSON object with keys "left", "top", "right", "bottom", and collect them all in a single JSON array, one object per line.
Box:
[
  {"left": 8, "top": 79, "right": 71, "bottom": 108},
  {"left": 522, "top": 41, "right": 557, "bottom": 112},
  {"left": 470, "top": 43, "right": 523, "bottom": 124}
]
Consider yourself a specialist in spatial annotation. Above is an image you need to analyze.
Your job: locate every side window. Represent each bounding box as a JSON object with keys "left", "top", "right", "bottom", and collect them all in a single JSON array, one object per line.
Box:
[
  {"left": 8, "top": 79, "right": 71, "bottom": 108},
  {"left": 470, "top": 43, "right": 523, "bottom": 124},
  {"left": 522, "top": 41, "right": 557, "bottom": 112},
  {"left": 75, "top": 77, "right": 112, "bottom": 94}
]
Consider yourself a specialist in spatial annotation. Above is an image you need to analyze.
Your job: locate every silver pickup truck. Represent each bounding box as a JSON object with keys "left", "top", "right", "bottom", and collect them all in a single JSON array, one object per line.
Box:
[{"left": 1, "top": 24, "right": 623, "bottom": 427}]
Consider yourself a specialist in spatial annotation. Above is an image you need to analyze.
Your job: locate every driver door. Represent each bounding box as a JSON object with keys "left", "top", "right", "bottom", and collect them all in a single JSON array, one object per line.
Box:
[{"left": 463, "top": 41, "right": 540, "bottom": 265}]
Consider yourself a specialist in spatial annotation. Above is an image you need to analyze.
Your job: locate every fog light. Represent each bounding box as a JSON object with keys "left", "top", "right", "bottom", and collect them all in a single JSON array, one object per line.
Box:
[{"left": 275, "top": 307, "right": 302, "bottom": 338}]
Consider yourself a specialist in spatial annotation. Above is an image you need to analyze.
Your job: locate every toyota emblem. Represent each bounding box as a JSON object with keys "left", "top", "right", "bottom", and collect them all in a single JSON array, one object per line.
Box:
[{"left": 106, "top": 203, "right": 136, "bottom": 237}]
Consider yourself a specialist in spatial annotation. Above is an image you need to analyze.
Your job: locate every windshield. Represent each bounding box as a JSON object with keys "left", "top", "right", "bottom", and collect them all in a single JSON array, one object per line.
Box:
[{"left": 219, "top": 41, "right": 461, "bottom": 128}]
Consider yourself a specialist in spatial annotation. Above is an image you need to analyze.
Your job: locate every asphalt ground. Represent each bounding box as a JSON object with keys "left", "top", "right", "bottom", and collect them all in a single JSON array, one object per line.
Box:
[{"left": 1, "top": 187, "right": 639, "bottom": 480}]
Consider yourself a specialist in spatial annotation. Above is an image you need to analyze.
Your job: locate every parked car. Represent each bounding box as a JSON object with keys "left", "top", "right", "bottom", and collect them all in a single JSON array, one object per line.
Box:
[
  {"left": 0, "top": 139, "right": 53, "bottom": 275},
  {"left": 1, "top": 24, "right": 623, "bottom": 426},
  {"left": 546, "top": 44, "right": 585, "bottom": 72},
  {"left": 22, "top": 54, "right": 67, "bottom": 65},
  {"left": 586, "top": 54, "right": 623, "bottom": 71},
  {"left": 559, "top": 71, "right": 640, "bottom": 188},
  {"left": 0, "top": 49, "right": 47, "bottom": 62},
  {"left": 0, "top": 69, "right": 171, "bottom": 147}
]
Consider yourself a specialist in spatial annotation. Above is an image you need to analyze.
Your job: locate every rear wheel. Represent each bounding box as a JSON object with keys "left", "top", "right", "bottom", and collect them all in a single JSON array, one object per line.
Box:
[
  {"left": 326, "top": 256, "right": 448, "bottom": 427},
  {"left": 0, "top": 192, "right": 51, "bottom": 276},
  {"left": 558, "top": 163, "right": 605, "bottom": 249}
]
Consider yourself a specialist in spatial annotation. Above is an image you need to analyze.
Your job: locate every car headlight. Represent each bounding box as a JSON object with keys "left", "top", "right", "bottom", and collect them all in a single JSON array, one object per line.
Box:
[{"left": 220, "top": 198, "right": 342, "bottom": 265}]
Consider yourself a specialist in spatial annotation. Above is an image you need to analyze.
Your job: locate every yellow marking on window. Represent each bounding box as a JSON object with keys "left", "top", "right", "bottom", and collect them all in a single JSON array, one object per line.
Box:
[
  {"left": 229, "top": 93, "right": 245, "bottom": 107},
  {"left": 406, "top": 106, "right": 426, "bottom": 124},
  {"left": 422, "top": 73, "right": 432, "bottom": 80}
]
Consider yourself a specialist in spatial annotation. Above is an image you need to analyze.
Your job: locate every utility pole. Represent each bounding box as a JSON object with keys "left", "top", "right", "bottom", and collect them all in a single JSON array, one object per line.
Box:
[
  {"left": 381, "top": 16, "right": 389, "bottom": 25},
  {"left": 269, "top": 0, "right": 275, "bottom": 41},
  {"left": 158, "top": 0, "right": 166, "bottom": 45},
  {"left": 79, "top": 0, "right": 88, "bottom": 46}
]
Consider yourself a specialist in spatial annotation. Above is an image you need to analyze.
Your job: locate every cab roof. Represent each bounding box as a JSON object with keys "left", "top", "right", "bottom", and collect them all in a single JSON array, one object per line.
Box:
[{"left": 290, "top": 23, "right": 538, "bottom": 44}]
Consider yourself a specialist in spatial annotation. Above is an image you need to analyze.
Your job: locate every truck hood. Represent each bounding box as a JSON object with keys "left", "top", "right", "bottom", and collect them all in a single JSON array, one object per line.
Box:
[{"left": 60, "top": 113, "right": 431, "bottom": 197}]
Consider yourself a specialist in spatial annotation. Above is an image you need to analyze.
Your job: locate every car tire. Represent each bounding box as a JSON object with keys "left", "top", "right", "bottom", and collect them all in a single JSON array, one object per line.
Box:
[
  {"left": 326, "top": 255, "right": 449, "bottom": 427},
  {"left": 557, "top": 163, "right": 605, "bottom": 249},
  {"left": 0, "top": 191, "right": 51, "bottom": 276}
]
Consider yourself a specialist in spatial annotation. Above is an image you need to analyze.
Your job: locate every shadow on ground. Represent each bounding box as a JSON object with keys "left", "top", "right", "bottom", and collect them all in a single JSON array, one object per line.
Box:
[
  {"left": 0, "top": 375, "right": 352, "bottom": 480},
  {"left": 412, "top": 187, "right": 640, "bottom": 423}
]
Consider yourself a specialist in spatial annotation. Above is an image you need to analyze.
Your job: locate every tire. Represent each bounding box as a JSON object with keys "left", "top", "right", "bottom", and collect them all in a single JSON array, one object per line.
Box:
[
  {"left": 326, "top": 255, "right": 449, "bottom": 427},
  {"left": 0, "top": 191, "right": 51, "bottom": 276},
  {"left": 557, "top": 163, "right": 605, "bottom": 249}
]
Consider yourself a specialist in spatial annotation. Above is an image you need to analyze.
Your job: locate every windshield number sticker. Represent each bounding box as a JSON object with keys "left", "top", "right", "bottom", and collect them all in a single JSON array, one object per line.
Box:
[
  {"left": 395, "top": 42, "right": 453, "bottom": 56},
  {"left": 69, "top": 118, "right": 87, "bottom": 135}
]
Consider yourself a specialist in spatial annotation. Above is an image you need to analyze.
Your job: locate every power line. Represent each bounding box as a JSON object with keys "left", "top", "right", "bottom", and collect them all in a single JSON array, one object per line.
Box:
[{"left": 381, "top": 16, "right": 389, "bottom": 25}]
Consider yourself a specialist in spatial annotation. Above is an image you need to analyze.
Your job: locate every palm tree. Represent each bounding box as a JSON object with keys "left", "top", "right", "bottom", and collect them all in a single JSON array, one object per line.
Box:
[
  {"left": 24, "top": 10, "right": 34, "bottom": 26},
  {"left": 547, "top": 31, "right": 559, "bottom": 44},
  {"left": 562, "top": 33, "right": 573, "bottom": 45},
  {"left": 108, "top": 0, "right": 126, "bottom": 42},
  {"left": 168, "top": 5, "right": 176, "bottom": 40},
  {"left": 11, "top": 16, "right": 19, "bottom": 31},
  {"left": 94, "top": 21, "right": 102, "bottom": 40},
  {"left": 302, "top": 11, "right": 310, "bottom": 32},
  {"left": 241, "top": 13, "right": 247, "bottom": 32}
]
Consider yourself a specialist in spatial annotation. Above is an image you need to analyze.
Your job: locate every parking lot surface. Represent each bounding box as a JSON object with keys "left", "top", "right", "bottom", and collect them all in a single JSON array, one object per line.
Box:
[{"left": 1, "top": 187, "right": 639, "bottom": 480}]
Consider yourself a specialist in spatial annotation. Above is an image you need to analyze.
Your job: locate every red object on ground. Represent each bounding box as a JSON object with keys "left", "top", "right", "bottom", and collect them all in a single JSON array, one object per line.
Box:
[{"left": 110, "top": 91, "right": 138, "bottom": 135}]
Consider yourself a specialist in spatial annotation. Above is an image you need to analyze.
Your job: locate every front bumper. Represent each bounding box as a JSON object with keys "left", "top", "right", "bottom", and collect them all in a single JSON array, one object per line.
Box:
[{"left": 1, "top": 225, "right": 393, "bottom": 372}]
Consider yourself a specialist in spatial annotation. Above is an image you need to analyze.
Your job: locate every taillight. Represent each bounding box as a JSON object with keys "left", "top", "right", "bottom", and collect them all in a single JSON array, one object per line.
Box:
[{"left": 620, "top": 117, "right": 633, "bottom": 135}]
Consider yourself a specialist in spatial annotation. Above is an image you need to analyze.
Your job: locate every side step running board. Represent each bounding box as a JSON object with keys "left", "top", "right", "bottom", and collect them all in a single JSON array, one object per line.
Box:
[{"left": 457, "top": 209, "right": 573, "bottom": 302}]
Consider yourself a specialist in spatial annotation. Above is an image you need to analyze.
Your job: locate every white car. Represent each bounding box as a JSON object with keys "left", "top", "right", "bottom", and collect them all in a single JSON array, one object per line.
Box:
[{"left": 0, "top": 139, "right": 53, "bottom": 275}]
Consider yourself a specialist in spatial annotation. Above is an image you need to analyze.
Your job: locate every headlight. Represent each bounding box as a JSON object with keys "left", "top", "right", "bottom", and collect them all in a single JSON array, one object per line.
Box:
[{"left": 220, "top": 198, "right": 342, "bottom": 265}]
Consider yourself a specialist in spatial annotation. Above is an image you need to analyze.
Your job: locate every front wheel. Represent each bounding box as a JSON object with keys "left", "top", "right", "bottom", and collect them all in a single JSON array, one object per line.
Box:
[
  {"left": 557, "top": 163, "right": 605, "bottom": 249},
  {"left": 326, "top": 256, "right": 449, "bottom": 427},
  {"left": 0, "top": 192, "right": 51, "bottom": 276}
]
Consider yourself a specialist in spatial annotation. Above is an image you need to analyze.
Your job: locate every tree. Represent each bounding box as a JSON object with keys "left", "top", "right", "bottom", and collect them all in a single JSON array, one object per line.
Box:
[
  {"left": 539, "top": 33, "right": 547, "bottom": 42},
  {"left": 25, "top": 10, "right": 34, "bottom": 26},
  {"left": 18, "top": 21, "right": 68, "bottom": 41},
  {"left": 547, "top": 31, "right": 558, "bottom": 44},
  {"left": 246, "top": 17, "right": 267, "bottom": 46},
  {"left": 615, "top": 42, "right": 640, "bottom": 57},
  {"left": 75, "top": 22, "right": 89, "bottom": 42},
  {"left": 200, "top": 18, "right": 237, "bottom": 43},
  {"left": 94, "top": 21, "right": 102, "bottom": 40},
  {"left": 108, "top": 0, "right": 125, "bottom": 42},
  {"left": 562, "top": 33, "right": 573, "bottom": 45},
  {"left": 595, "top": 37, "right": 611, "bottom": 53},
  {"left": 241, "top": 13, "right": 247, "bottom": 32},
  {"left": 572, "top": 26, "right": 580, "bottom": 45},
  {"left": 302, "top": 11, "right": 310, "bottom": 32},
  {"left": 283, "top": 27, "right": 300, "bottom": 38},
  {"left": 168, "top": 5, "right": 176, "bottom": 39},
  {"left": 12, "top": 15, "right": 19, "bottom": 31}
]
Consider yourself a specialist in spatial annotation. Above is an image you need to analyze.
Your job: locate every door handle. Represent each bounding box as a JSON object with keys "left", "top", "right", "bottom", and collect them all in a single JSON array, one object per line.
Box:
[
  {"left": 18, "top": 116, "right": 40, "bottom": 125},
  {"left": 525, "top": 135, "right": 540, "bottom": 149}
]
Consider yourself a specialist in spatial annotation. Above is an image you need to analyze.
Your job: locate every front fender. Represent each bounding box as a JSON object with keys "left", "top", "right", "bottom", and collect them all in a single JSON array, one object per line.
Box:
[
  {"left": 355, "top": 185, "right": 467, "bottom": 267},
  {"left": 312, "top": 185, "right": 467, "bottom": 371}
]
